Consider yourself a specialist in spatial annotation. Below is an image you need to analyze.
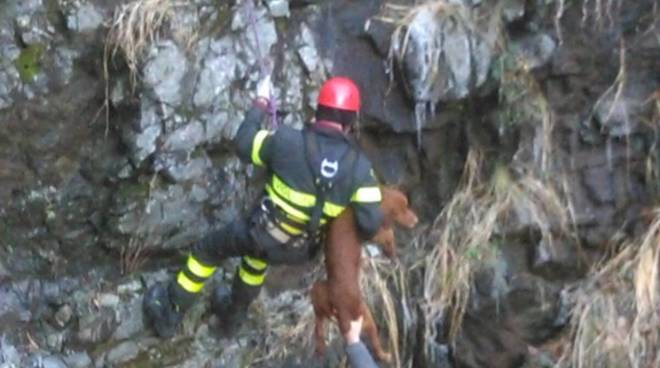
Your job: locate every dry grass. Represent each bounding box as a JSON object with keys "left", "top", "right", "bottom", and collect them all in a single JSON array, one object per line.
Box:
[
  {"left": 119, "top": 173, "right": 159, "bottom": 275},
  {"left": 105, "top": 0, "right": 197, "bottom": 87},
  {"left": 362, "top": 256, "right": 408, "bottom": 367},
  {"left": 106, "top": 0, "right": 175, "bottom": 85},
  {"left": 496, "top": 48, "right": 556, "bottom": 174},
  {"left": 348, "top": 150, "right": 574, "bottom": 367},
  {"left": 119, "top": 234, "right": 149, "bottom": 275},
  {"left": 644, "top": 90, "right": 660, "bottom": 197},
  {"left": 581, "top": 0, "right": 623, "bottom": 29},
  {"left": 556, "top": 209, "right": 660, "bottom": 368},
  {"left": 250, "top": 261, "right": 325, "bottom": 364},
  {"left": 415, "top": 150, "right": 572, "bottom": 348},
  {"left": 251, "top": 289, "right": 317, "bottom": 364}
]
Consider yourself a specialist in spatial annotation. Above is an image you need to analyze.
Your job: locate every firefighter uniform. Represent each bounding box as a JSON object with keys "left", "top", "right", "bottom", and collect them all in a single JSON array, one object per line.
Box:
[{"left": 144, "top": 77, "right": 383, "bottom": 338}]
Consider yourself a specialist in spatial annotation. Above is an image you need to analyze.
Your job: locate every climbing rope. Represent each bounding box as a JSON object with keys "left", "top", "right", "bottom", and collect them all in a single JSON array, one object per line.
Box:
[{"left": 243, "top": 0, "right": 279, "bottom": 129}]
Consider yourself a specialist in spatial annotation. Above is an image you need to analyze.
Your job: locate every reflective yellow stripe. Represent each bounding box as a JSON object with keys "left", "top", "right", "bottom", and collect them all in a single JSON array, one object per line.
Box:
[
  {"left": 186, "top": 255, "right": 216, "bottom": 278},
  {"left": 266, "top": 185, "right": 310, "bottom": 220},
  {"left": 272, "top": 175, "right": 315, "bottom": 207},
  {"left": 177, "top": 271, "right": 204, "bottom": 293},
  {"left": 244, "top": 256, "right": 267, "bottom": 271},
  {"left": 323, "top": 202, "right": 345, "bottom": 217},
  {"left": 251, "top": 130, "right": 270, "bottom": 166},
  {"left": 351, "top": 186, "right": 382, "bottom": 203},
  {"left": 239, "top": 267, "right": 266, "bottom": 286},
  {"left": 280, "top": 221, "right": 303, "bottom": 235},
  {"left": 271, "top": 176, "right": 344, "bottom": 219}
]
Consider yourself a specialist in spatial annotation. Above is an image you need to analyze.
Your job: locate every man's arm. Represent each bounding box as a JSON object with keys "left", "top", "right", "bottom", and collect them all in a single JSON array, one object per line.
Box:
[
  {"left": 344, "top": 317, "right": 379, "bottom": 368},
  {"left": 233, "top": 99, "right": 274, "bottom": 167},
  {"left": 351, "top": 167, "right": 384, "bottom": 240}
]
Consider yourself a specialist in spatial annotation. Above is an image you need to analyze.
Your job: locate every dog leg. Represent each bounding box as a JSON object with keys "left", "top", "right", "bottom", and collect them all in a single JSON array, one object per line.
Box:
[
  {"left": 372, "top": 226, "right": 397, "bottom": 259},
  {"left": 361, "top": 303, "right": 392, "bottom": 363},
  {"left": 311, "top": 281, "right": 329, "bottom": 356}
]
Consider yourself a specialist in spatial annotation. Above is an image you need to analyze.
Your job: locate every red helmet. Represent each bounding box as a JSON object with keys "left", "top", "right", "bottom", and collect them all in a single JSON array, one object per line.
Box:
[{"left": 317, "top": 77, "right": 361, "bottom": 112}]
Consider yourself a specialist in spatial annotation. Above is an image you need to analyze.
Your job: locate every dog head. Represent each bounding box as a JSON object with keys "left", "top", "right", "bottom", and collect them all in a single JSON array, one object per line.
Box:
[{"left": 380, "top": 187, "right": 418, "bottom": 229}]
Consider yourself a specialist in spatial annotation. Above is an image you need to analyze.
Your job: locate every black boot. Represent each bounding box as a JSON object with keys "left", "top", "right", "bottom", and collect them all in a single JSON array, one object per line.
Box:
[
  {"left": 210, "top": 272, "right": 261, "bottom": 337},
  {"left": 143, "top": 281, "right": 195, "bottom": 338}
]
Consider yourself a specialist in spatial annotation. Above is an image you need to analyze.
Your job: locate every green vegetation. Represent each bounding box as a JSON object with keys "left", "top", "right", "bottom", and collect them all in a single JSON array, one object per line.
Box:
[{"left": 15, "top": 44, "right": 45, "bottom": 82}]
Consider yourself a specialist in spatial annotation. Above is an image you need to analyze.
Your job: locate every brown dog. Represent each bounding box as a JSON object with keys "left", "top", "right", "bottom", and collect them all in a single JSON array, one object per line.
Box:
[{"left": 310, "top": 187, "right": 418, "bottom": 362}]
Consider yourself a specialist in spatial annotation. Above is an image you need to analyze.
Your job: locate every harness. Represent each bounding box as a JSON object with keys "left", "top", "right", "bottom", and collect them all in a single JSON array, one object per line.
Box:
[
  {"left": 257, "top": 128, "right": 358, "bottom": 252},
  {"left": 302, "top": 128, "right": 358, "bottom": 233}
]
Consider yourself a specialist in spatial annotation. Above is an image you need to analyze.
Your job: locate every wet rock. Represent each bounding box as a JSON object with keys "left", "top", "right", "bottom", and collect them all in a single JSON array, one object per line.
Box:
[
  {"left": 531, "top": 238, "right": 586, "bottom": 280},
  {"left": 66, "top": 4, "right": 104, "bottom": 33},
  {"left": 0, "top": 336, "right": 21, "bottom": 366},
  {"left": 190, "top": 183, "right": 210, "bottom": 203},
  {"left": 112, "top": 297, "right": 144, "bottom": 340},
  {"left": 231, "top": 3, "right": 278, "bottom": 71},
  {"left": 54, "top": 304, "right": 73, "bottom": 328},
  {"left": 143, "top": 41, "right": 188, "bottom": 107},
  {"left": 97, "top": 293, "right": 120, "bottom": 309},
  {"left": 122, "top": 98, "right": 162, "bottom": 164},
  {"left": 76, "top": 308, "right": 117, "bottom": 345},
  {"left": 281, "top": 51, "right": 305, "bottom": 114},
  {"left": 117, "top": 280, "right": 142, "bottom": 295},
  {"left": 0, "top": 278, "right": 79, "bottom": 322},
  {"left": 454, "top": 275, "right": 563, "bottom": 368},
  {"left": 193, "top": 37, "right": 237, "bottom": 109},
  {"left": 0, "top": 73, "right": 16, "bottom": 110},
  {"left": 592, "top": 84, "right": 648, "bottom": 138},
  {"left": 423, "top": 342, "right": 452, "bottom": 368},
  {"left": 297, "top": 23, "right": 321, "bottom": 75},
  {"left": 390, "top": 2, "right": 493, "bottom": 104},
  {"left": 62, "top": 352, "right": 92, "bottom": 368},
  {"left": 200, "top": 109, "right": 230, "bottom": 142},
  {"left": 268, "top": 0, "right": 290, "bottom": 18},
  {"left": 51, "top": 47, "right": 79, "bottom": 88},
  {"left": 40, "top": 356, "right": 68, "bottom": 368},
  {"left": 109, "top": 182, "right": 210, "bottom": 250},
  {"left": 0, "top": 32, "right": 21, "bottom": 108},
  {"left": 155, "top": 151, "right": 213, "bottom": 183},
  {"left": 104, "top": 341, "right": 139, "bottom": 366},
  {"left": 14, "top": 0, "right": 52, "bottom": 46},
  {"left": 162, "top": 120, "right": 206, "bottom": 153},
  {"left": 512, "top": 33, "right": 557, "bottom": 70},
  {"left": 364, "top": 16, "right": 395, "bottom": 56},
  {"left": 581, "top": 165, "right": 616, "bottom": 204},
  {"left": 502, "top": 0, "right": 526, "bottom": 23},
  {"left": 0, "top": 260, "right": 8, "bottom": 280}
]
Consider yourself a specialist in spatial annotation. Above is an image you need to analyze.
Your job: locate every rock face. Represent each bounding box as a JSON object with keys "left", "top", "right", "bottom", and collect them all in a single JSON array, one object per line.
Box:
[
  {"left": 0, "top": 0, "right": 658, "bottom": 367},
  {"left": 389, "top": 2, "right": 493, "bottom": 104}
]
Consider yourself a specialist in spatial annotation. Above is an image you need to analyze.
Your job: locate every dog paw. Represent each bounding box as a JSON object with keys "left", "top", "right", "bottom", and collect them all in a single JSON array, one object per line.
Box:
[{"left": 377, "top": 351, "right": 392, "bottom": 363}]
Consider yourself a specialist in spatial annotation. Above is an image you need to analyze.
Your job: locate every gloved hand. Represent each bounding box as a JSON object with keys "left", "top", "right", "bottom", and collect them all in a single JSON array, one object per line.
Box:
[
  {"left": 344, "top": 316, "right": 364, "bottom": 345},
  {"left": 256, "top": 75, "right": 273, "bottom": 102}
]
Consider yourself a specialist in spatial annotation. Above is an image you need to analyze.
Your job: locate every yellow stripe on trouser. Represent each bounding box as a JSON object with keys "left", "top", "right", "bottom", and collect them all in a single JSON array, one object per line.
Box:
[
  {"left": 251, "top": 130, "right": 270, "bottom": 166},
  {"left": 239, "top": 256, "right": 268, "bottom": 286},
  {"left": 239, "top": 267, "right": 266, "bottom": 286},
  {"left": 177, "top": 271, "right": 204, "bottom": 293},
  {"left": 244, "top": 256, "right": 267, "bottom": 271},
  {"left": 186, "top": 254, "right": 216, "bottom": 278}
]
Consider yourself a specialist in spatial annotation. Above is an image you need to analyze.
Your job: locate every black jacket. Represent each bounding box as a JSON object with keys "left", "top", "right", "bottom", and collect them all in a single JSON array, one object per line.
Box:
[{"left": 234, "top": 103, "right": 383, "bottom": 239}]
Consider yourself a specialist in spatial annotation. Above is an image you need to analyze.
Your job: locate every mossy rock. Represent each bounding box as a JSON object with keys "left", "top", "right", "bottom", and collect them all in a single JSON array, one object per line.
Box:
[{"left": 15, "top": 44, "right": 45, "bottom": 82}]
